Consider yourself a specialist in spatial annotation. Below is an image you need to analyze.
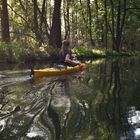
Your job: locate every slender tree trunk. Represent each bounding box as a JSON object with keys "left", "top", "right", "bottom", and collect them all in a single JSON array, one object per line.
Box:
[
  {"left": 116, "top": 0, "right": 127, "bottom": 52},
  {"left": 79, "top": 0, "right": 89, "bottom": 38},
  {"left": 48, "top": 0, "right": 52, "bottom": 28},
  {"left": 74, "top": 3, "right": 78, "bottom": 37},
  {"left": 40, "top": 0, "right": 50, "bottom": 42},
  {"left": 63, "top": 5, "right": 67, "bottom": 39},
  {"left": 33, "top": 0, "right": 38, "bottom": 34},
  {"left": 40, "top": 0, "right": 46, "bottom": 32},
  {"left": 95, "top": 0, "right": 99, "bottom": 18},
  {"left": 71, "top": 10, "right": 76, "bottom": 39},
  {"left": 49, "top": 0, "right": 62, "bottom": 48},
  {"left": 116, "top": 0, "right": 121, "bottom": 52},
  {"left": 110, "top": 0, "right": 115, "bottom": 50},
  {"left": 87, "top": 0, "right": 95, "bottom": 46},
  {"left": 1, "top": 0, "right": 13, "bottom": 61},
  {"left": 1, "top": 0, "right": 10, "bottom": 43},
  {"left": 64, "top": 0, "right": 70, "bottom": 39},
  {"left": 43, "top": 1, "right": 50, "bottom": 39},
  {"left": 104, "top": 0, "right": 108, "bottom": 50},
  {"left": 120, "top": 0, "right": 127, "bottom": 49},
  {"left": 67, "top": 2, "right": 70, "bottom": 38},
  {"left": 32, "top": 0, "right": 42, "bottom": 44}
]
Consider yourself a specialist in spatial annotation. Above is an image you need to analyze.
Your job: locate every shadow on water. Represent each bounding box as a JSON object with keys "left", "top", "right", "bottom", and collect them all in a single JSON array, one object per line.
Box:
[{"left": 0, "top": 57, "right": 140, "bottom": 140}]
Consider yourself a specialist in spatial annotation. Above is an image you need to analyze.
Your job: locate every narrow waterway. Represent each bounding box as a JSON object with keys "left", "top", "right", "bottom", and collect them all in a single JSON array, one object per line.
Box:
[{"left": 0, "top": 57, "right": 140, "bottom": 140}]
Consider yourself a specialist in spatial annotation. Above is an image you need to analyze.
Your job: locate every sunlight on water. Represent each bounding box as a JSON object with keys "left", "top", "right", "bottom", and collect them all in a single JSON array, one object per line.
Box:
[
  {"left": 127, "top": 107, "right": 140, "bottom": 139},
  {"left": 51, "top": 96, "right": 71, "bottom": 108},
  {"left": 0, "top": 76, "right": 31, "bottom": 87}
]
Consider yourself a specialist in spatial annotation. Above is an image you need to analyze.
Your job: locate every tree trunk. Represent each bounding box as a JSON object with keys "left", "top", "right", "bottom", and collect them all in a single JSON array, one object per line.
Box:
[
  {"left": 87, "top": 0, "right": 95, "bottom": 46},
  {"left": 1, "top": 0, "right": 10, "bottom": 43},
  {"left": 109, "top": 0, "right": 115, "bottom": 50},
  {"left": 64, "top": 0, "right": 70, "bottom": 39},
  {"left": 120, "top": 0, "right": 127, "bottom": 49},
  {"left": 116, "top": 0, "right": 121, "bottom": 52},
  {"left": 49, "top": 0, "right": 62, "bottom": 48},
  {"left": 1, "top": 0, "right": 13, "bottom": 62},
  {"left": 32, "top": 0, "right": 42, "bottom": 45},
  {"left": 104, "top": 0, "right": 108, "bottom": 50},
  {"left": 40, "top": 0, "right": 46, "bottom": 32},
  {"left": 67, "top": 2, "right": 70, "bottom": 39},
  {"left": 79, "top": 0, "right": 89, "bottom": 38}
]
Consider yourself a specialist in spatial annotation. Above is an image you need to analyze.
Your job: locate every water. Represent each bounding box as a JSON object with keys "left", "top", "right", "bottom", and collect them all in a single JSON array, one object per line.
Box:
[{"left": 0, "top": 57, "right": 140, "bottom": 140}]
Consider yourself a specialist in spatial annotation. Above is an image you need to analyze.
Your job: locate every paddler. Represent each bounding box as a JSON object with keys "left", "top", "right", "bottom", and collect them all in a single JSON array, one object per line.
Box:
[{"left": 59, "top": 40, "right": 81, "bottom": 66}]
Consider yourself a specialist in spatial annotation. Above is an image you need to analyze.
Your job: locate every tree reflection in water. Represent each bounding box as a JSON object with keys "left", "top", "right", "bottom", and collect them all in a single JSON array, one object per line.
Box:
[
  {"left": 0, "top": 58, "right": 140, "bottom": 140},
  {"left": 94, "top": 60, "right": 123, "bottom": 139},
  {"left": 82, "top": 59, "right": 140, "bottom": 140}
]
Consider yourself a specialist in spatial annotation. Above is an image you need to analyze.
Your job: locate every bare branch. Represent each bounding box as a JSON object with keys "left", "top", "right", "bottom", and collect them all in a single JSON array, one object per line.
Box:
[
  {"left": 18, "top": 0, "right": 26, "bottom": 12},
  {"left": 10, "top": 31, "right": 36, "bottom": 40},
  {"left": 7, "top": 4, "right": 32, "bottom": 30}
]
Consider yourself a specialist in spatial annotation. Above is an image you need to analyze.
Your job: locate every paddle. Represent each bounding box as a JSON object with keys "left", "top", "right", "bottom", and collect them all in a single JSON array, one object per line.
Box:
[
  {"left": 79, "top": 64, "right": 86, "bottom": 72},
  {"left": 30, "top": 65, "right": 34, "bottom": 77}
]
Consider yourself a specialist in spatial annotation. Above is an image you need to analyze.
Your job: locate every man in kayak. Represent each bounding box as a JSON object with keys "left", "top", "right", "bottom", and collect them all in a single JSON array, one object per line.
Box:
[{"left": 59, "top": 40, "right": 81, "bottom": 66}]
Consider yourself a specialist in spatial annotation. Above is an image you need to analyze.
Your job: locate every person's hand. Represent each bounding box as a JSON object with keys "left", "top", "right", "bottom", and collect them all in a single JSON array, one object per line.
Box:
[
  {"left": 73, "top": 60, "right": 81, "bottom": 65},
  {"left": 72, "top": 53, "right": 77, "bottom": 57}
]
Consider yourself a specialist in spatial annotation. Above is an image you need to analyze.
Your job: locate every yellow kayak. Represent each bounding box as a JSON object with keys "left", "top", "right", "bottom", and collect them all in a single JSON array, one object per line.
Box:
[{"left": 33, "top": 64, "right": 86, "bottom": 78}]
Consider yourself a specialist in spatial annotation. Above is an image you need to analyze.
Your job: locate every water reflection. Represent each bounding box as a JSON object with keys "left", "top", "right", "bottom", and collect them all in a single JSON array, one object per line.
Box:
[
  {"left": 80, "top": 60, "right": 123, "bottom": 140},
  {"left": 0, "top": 58, "right": 140, "bottom": 140},
  {"left": 127, "top": 107, "right": 140, "bottom": 139},
  {"left": 78, "top": 58, "right": 140, "bottom": 140}
]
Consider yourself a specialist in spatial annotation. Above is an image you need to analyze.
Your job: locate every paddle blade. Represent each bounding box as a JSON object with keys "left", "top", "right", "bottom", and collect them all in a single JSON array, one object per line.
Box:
[{"left": 79, "top": 64, "right": 86, "bottom": 72}]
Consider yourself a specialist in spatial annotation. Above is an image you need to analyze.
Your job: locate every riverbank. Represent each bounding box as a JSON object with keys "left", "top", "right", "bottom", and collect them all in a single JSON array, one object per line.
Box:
[
  {"left": 0, "top": 42, "right": 139, "bottom": 64},
  {"left": 73, "top": 47, "right": 138, "bottom": 59}
]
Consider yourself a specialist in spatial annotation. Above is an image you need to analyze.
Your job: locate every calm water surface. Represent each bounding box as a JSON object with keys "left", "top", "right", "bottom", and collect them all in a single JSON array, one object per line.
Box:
[{"left": 0, "top": 57, "right": 140, "bottom": 140}]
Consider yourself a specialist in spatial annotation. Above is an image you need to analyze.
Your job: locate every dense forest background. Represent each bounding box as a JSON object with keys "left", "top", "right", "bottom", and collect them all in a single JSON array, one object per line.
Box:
[{"left": 0, "top": 0, "right": 140, "bottom": 62}]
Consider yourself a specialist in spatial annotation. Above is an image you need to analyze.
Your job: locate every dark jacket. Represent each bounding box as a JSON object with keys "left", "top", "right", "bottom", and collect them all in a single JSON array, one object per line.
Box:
[{"left": 59, "top": 49, "right": 73, "bottom": 66}]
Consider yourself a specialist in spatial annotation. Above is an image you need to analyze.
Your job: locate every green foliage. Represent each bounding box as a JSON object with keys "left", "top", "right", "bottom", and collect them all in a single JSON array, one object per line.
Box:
[
  {"left": 106, "top": 49, "right": 138, "bottom": 57},
  {"left": 0, "top": 42, "right": 9, "bottom": 57},
  {"left": 11, "top": 43, "right": 51, "bottom": 62},
  {"left": 1, "top": 42, "right": 138, "bottom": 63},
  {"left": 92, "top": 49, "right": 106, "bottom": 57},
  {"left": 0, "top": 0, "right": 139, "bottom": 62},
  {"left": 46, "top": 46, "right": 60, "bottom": 59},
  {"left": 73, "top": 47, "right": 94, "bottom": 58},
  {"left": 0, "top": 42, "right": 50, "bottom": 62},
  {"left": 73, "top": 46, "right": 106, "bottom": 58},
  {"left": 73, "top": 47, "right": 138, "bottom": 59}
]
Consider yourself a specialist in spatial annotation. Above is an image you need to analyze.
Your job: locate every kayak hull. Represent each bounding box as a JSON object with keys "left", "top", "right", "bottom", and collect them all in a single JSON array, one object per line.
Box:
[{"left": 33, "top": 64, "right": 85, "bottom": 78}]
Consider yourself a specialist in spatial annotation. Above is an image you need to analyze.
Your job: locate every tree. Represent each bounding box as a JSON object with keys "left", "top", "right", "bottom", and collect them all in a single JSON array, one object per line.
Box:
[
  {"left": 109, "top": 0, "right": 115, "bottom": 50},
  {"left": 108, "top": 0, "right": 127, "bottom": 52},
  {"left": 32, "top": 0, "right": 40, "bottom": 43},
  {"left": 49, "top": 0, "right": 62, "bottom": 48},
  {"left": 32, "top": 0, "right": 49, "bottom": 45},
  {"left": 0, "top": 0, "right": 139, "bottom": 52},
  {"left": 103, "top": 0, "right": 108, "bottom": 50},
  {"left": 87, "top": 0, "right": 95, "bottom": 46},
  {"left": 1, "top": 0, "right": 10, "bottom": 43},
  {"left": 63, "top": 0, "right": 70, "bottom": 39}
]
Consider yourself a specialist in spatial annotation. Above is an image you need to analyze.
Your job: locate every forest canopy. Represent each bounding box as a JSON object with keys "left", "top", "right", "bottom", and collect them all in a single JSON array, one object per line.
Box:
[{"left": 0, "top": 0, "right": 140, "bottom": 61}]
